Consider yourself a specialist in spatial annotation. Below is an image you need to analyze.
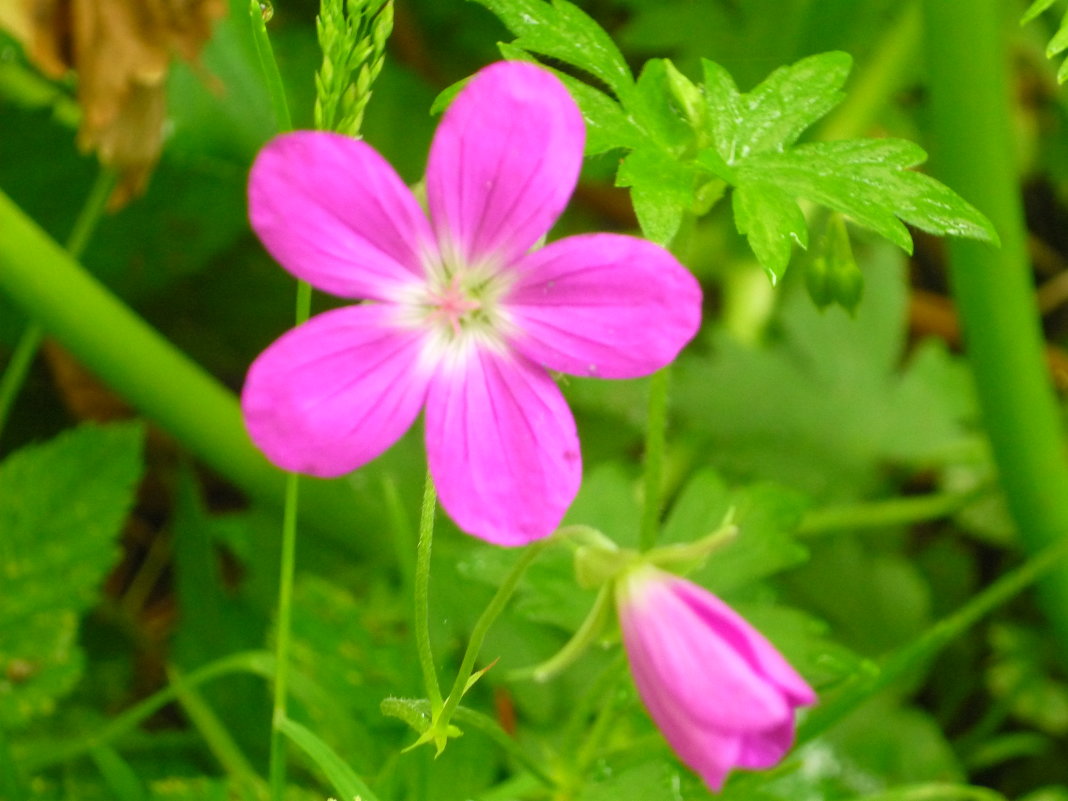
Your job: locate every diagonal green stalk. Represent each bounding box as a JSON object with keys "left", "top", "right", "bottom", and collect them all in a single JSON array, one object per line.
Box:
[
  {"left": 922, "top": 0, "right": 1068, "bottom": 658},
  {"left": 0, "top": 188, "right": 380, "bottom": 550},
  {"left": 0, "top": 168, "right": 114, "bottom": 445}
]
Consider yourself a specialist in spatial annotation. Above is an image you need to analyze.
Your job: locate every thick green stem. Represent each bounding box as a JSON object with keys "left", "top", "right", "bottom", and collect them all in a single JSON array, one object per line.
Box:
[
  {"left": 922, "top": 0, "right": 1068, "bottom": 657},
  {"left": 0, "top": 168, "right": 113, "bottom": 444},
  {"left": 0, "top": 188, "right": 379, "bottom": 550}
]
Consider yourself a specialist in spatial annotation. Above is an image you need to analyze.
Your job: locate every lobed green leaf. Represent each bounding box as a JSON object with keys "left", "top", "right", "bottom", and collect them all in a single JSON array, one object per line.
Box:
[
  {"left": 736, "top": 140, "right": 999, "bottom": 253},
  {"left": 703, "top": 52, "right": 853, "bottom": 163}
]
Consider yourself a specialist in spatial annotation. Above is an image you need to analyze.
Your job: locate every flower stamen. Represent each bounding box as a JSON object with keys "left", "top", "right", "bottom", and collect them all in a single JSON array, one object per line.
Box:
[{"left": 428, "top": 273, "right": 483, "bottom": 337}]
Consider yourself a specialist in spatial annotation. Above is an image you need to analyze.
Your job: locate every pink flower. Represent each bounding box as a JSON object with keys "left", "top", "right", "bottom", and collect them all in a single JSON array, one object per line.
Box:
[
  {"left": 240, "top": 62, "right": 702, "bottom": 545},
  {"left": 616, "top": 566, "right": 816, "bottom": 791}
]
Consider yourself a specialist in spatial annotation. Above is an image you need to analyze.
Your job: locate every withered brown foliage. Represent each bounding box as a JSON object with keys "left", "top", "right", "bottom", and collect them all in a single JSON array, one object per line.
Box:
[{"left": 1, "top": 0, "right": 226, "bottom": 207}]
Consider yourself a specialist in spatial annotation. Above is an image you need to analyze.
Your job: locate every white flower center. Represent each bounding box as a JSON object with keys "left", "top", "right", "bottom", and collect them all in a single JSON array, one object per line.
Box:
[{"left": 407, "top": 253, "right": 515, "bottom": 362}]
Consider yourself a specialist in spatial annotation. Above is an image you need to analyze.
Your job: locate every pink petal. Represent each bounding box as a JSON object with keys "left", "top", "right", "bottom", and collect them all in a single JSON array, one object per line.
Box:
[
  {"left": 241, "top": 304, "right": 432, "bottom": 477},
  {"left": 736, "top": 719, "right": 797, "bottom": 770},
  {"left": 620, "top": 576, "right": 790, "bottom": 731},
  {"left": 249, "top": 131, "right": 434, "bottom": 301},
  {"left": 506, "top": 234, "right": 703, "bottom": 378},
  {"left": 424, "top": 347, "right": 581, "bottom": 545},
  {"left": 673, "top": 580, "right": 818, "bottom": 706},
  {"left": 425, "top": 62, "right": 585, "bottom": 267},
  {"left": 627, "top": 662, "right": 742, "bottom": 791}
]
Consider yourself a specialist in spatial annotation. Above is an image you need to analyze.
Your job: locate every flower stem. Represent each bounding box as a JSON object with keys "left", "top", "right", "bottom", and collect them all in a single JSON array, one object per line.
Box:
[
  {"left": 0, "top": 324, "right": 43, "bottom": 446},
  {"left": 639, "top": 367, "right": 670, "bottom": 550},
  {"left": 414, "top": 470, "right": 444, "bottom": 715},
  {"left": 0, "top": 168, "right": 113, "bottom": 445},
  {"left": 922, "top": 0, "right": 1068, "bottom": 659},
  {"left": 268, "top": 470, "right": 300, "bottom": 801},
  {"left": 253, "top": 0, "right": 308, "bottom": 784},
  {"left": 434, "top": 541, "right": 548, "bottom": 739}
]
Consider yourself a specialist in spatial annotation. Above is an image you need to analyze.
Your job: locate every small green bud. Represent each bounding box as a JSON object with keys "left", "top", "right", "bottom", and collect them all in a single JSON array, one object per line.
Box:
[
  {"left": 805, "top": 214, "right": 863, "bottom": 312},
  {"left": 663, "top": 59, "right": 706, "bottom": 131}
]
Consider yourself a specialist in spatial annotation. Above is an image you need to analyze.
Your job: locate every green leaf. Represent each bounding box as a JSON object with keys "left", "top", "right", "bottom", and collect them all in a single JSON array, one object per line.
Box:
[
  {"left": 469, "top": 0, "right": 634, "bottom": 98},
  {"left": 0, "top": 422, "right": 143, "bottom": 727},
  {"left": 629, "top": 59, "right": 694, "bottom": 152},
  {"left": 1050, "top": 11, "right": 1068, "bottom": 55},
  {"left": 737, "top": 139, "right": 1000, "bottom": 252},
  {"left": 616, "top": 147, "right": 698, "bottom": 245},
  {"left": 732, "top": 182, "right": 809, "bottom": 283},
  {"left": 285, "top": 573, "right": 410, "bottom": 764},
  {"left": 280, "top": 717, "right": 382, "bottom": 801},
  {"left": 673, "top": 247, "right": 975, "bottom": 501},
  {"left": 660, "top": 470, "right": 810, "bottom": 594},
  {"left": 1022, "top": 0, "right": 1058, "bottom": 25},
  {"left": 703, "top": 52, "right": 852, "bottom": 162},
  {"left": 1021, "top": 0, "right": 1068, "bottom": 81},
  {"left": 697, "top": 53, "right": 998, "bottom": 279},
  {"left": 578, "top": 759, "right": 705, "bottom": 801}
]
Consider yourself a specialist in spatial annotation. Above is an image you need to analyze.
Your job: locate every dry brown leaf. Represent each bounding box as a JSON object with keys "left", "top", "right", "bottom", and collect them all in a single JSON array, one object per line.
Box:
[{"left": 1, "top": 0, "right": 226, "bottom": 208}]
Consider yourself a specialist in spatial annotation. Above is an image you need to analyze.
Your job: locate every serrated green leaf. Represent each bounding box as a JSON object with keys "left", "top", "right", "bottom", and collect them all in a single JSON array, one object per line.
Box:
[
  {"left": 616, "top": 147, "right": 697, "bottom": 245},
  {"left": 470, "top": 0, "right": 633, "bottom": 98},
  {"left": 0, "top": 423, "right": 143, "bottom": 728},
  {"left": 737, "top": 139, "right": 999, "bottom": 252},
  {"left": 703, "top": 52, "right": 852, "bottom": 163},
  {"left": 732, "top": 182, "right": 808, "bottom": 283}
]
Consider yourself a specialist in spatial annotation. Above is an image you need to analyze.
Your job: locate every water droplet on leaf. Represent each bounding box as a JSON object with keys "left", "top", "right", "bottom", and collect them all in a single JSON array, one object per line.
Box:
[{"left": 260, "top": 0, "right": 274, "bottom": 22}]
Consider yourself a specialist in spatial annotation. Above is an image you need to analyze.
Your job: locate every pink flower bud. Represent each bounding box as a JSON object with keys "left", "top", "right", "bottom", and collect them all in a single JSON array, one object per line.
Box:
[{"left": 616, "top": 565, "right": 816, "bottom": 791}]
